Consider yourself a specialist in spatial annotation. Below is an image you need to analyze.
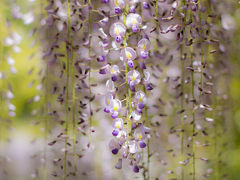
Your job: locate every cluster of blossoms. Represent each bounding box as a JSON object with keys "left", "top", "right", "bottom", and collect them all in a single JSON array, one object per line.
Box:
[{"left": 98, "top": 0, "right": 153, "bottom": 173}]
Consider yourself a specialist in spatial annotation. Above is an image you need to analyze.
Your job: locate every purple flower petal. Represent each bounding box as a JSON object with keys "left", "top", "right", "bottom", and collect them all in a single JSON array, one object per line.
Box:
[
  {"left": 142, "top": 2, "right": 150, "bottom": 9},
  {"left": 115, "top": 159, "right": 122, "bottom": 169},
  {"left": 132, "top": 25, "right": 139, "bottom": 33},
  {"left": 112, "top": 129, "right": 119, "bottom": 136},
  {"left": 116, "top": 36, "right": 122, "bottom": 43},
  {"left": 130, "top": 81, "right": 136, "bottom": 92},
  {"left": 139, "top": 141, "right": 146, "bottom": 148},
  {"left": 132, "top": 122, "right": 137, "bottom": 129},
  {"left": 129, "top": 6, "right": 135, "bottom": 13},
  {"left": 140, "top": 62, "right": 146, "bottom": 69},
  {"left": 104, "top": 107, "right": 110, "bottom": 113},
  {"left": 115, "top": 7, "right": 121, "bottom": 14},
  {"left": 112, "top": 148, "right": 119, "bottom": 155},
  {"left": 112, "top": 75, "right": 118, "bottom": 82},
  {"left": 133, "top": 165, "right": 139, "bottom": 173},
  {"left": 127, "top": 60, "right": 134, "bottom": 68},
  {"left": 99, "top": 55, "right": 106, "bottom": 62},
  {"left": 146, "top": 83, "right": 153, "bottom": 91},
  {"left": 138, "top": 103, "right": 145, "bottom": 109},
  {"left": 140, "top": 51, "right": 148, "bottom": 59},
  {"left": 111, "top": 111, "right": 118, "bottom": 119}
]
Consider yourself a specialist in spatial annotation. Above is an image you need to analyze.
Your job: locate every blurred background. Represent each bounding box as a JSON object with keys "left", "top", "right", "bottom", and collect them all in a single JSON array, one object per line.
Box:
[{"left": 0, "top": 0, "right": 240, "bottom": 180}]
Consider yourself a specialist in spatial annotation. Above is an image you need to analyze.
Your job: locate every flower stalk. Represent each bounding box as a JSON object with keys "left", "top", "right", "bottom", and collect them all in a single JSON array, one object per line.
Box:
[
  {"left": 198, "top": 0, "right": 204, "bottom": 103},
  {"left": 190, "top": 30, "right": 196, "bottom": 180},
  {"left": 64, "top": 0, "right": 72, "bottom": 179},
  {"left": 68, "top": 0, "right": 78, "bottom": 177},
  {"left": 88, "top": 0, "right": 93, "bottom": 143},
  {"left": 123, "top": 4, "right": 130, "bottom": 154}
]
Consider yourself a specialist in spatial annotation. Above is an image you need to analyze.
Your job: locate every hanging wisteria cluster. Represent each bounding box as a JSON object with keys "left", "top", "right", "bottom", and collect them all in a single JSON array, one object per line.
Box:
[
  {"left": 0, "top": 0, "right": 239, "bottom": 180},
  {"left": 99, "top": 1, "right": 153, "bottom": 174}
]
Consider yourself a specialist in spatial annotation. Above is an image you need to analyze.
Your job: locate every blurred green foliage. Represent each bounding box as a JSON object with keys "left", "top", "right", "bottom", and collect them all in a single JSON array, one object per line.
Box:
[{"left": 0, "top": 0, "right": 240, "bottom": 179}]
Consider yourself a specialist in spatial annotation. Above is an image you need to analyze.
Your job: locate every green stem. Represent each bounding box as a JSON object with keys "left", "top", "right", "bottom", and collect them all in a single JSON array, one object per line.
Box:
[
  {"left": 198, "top": 0, "right": 204, "bottom": 103},
  {"left": 180, "top": 49, "right": 184, "bottom": 180},
  {"left": 190, "top": 35, "right": 196, "bottom": 180},
  {"left": 214, "top": 119, "right": 219, "bottom": 180},
  {"left": 43, "top": 52, "right": 49, "bottom": 180},
  {"left": 142, "top": 86, "right": 150, "bottom": 180},
  {"left": 0, "top": 3, "right": 3, "bottom": 170},
  {"left": 180, "top": 1, "right": 186, "bottom": 179},
  {"left": 72, "top": 60, "right": 77, "bottom": 178},
  {"left": 206, "top": 1, "right": 219, "bottom": 179},
  {"left": 212, "top": 76, "right": 219, "bottom": 180},
  {"left": 41, "top": 0, "right": 48, "bottom": 179},
  {"left": 68, "top": 1, "right": 78, "bottom": 177},
  {"left": 88, "top": 0, "right": 93, "bottom": 143},
  {"left": 64, "top": 0, "right": 72, "bottom": 179}
]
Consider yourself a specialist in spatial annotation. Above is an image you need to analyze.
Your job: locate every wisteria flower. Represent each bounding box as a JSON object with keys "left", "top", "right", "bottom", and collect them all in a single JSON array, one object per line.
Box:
[
  {"left": 130, "top": 110, "right": 141, "bottom": 122},
  {"left": 128, "top": 140, "right": 138, "bottom": 154},
  {"left": 121, "top": 47, "right": 136, "bottom": 68},
  {"left": 104, "top": 93, "right": 114, "bottom": 113},
  {"left": 128, "top": 0, "right": 140, "bottom": 13},
  {"left": 134, "top": 91, "right": 147, "bottom": 110},
  {"left": 99, "top": 16, "right": 109, "bottom": 26},
  {"left": 134, "top": 126, "right": 146, "bottom": 148},
  {"left": 106, "top": 79, "right": 116, "bottom": 92},
  {"left": 142, "top": 1, "right": 150, "bottom": 9},
  {"left": 109, "top": 139, "right": 121, "bottom": 155},
  {"left": 133, "top": 164, "right": 140, "bottom": 173},
  {"left": 116, "top": 130, "right": 127, "bottom": 145},
  {"left": 126, "top": 13, "right": 142, "bottom": 33},
  {"left": 115, "top": 158, "right": 122, "bottom": 169},
  {"left": 97, "top": 47, "right": 109, "bottom": 63},
  {"left": 129, "top": 5, "right": 136, "bottom": 13},
  {"left": 97, "top": 39, "right": 110, "bottom": 62},
  {"left": 137, "top": 38, "right": 151, "bottom": 59},
  {"left": 110, "top": 0, "right": 126, "bottom": 14},
  {"left": 112, "top": 118, "right": 124, "bottom": 136},
  {"left": 136, "top": 152, "right": 142, "bottom": 164},
  {"left": 110, "top": 22, "right": 126, "bottom": 43},
  {"left": 127, "top": 70, "right": 141, "bottom": 92},
  {"left": 109, "top": 99, "right": 122, "bottom": 119},
  {"left": 143, "top": 70, "right": 153, "bottom": 90},
  {"left": 106, "top": 64, "right": 120, "bottom": 81},
  {"left": 99, "top": 65, "right": 107, "bottom": 74}
]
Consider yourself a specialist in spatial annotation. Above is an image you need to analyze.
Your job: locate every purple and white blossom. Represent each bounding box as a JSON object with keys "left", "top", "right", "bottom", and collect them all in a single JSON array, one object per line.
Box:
[
  {"left": 110, "top": 0, "right": 126, "bottom": 14},
  {"left": 134, "top": 91, "right": 147, "bottom": 110},
  {"left": 104, "top": 93, "right": 114, "bottom": 113},
  {"left": 126, "top": 13, "right": 142, "bottom": 33},
  {"left": 130, "top": 110, "right": 142, "bottom": 122},
  {"left": 121, "top": 47, "right": 137, "bottom": 68},
  {"left": 116, "top": 130, "right": 127, "bottom": 145},
  {"left": 109, "top": 139, "right": 121, "bottom": 155},
  {"left": 109, "top": 99, "right": 122, "bottom": 119},
  {"left": 106, "top": 64, "right": 120, "bottom": 81},
  {"left": 134, "top": 125, "right": 147, "bottom": 148},
  {"left": 99, "top": 0, "right": 152, "bottom": 174},
  {"left": 112, "top": 118, "right": 124, "bottom": 136},
  {"left": 110, "top": 22, "right": 126, "bottom": 43},
  {"left": 127, "top": 70, "right": 141, "bottom": 92},
  {"left": 143, "top": 69, "right": 153, "bottom": 90},
  {"left": 106, "top": 79, "right": 116, "bottom": 93},
  {"left": 137, "top": 38, "right": 151, "bottom": 59}
]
